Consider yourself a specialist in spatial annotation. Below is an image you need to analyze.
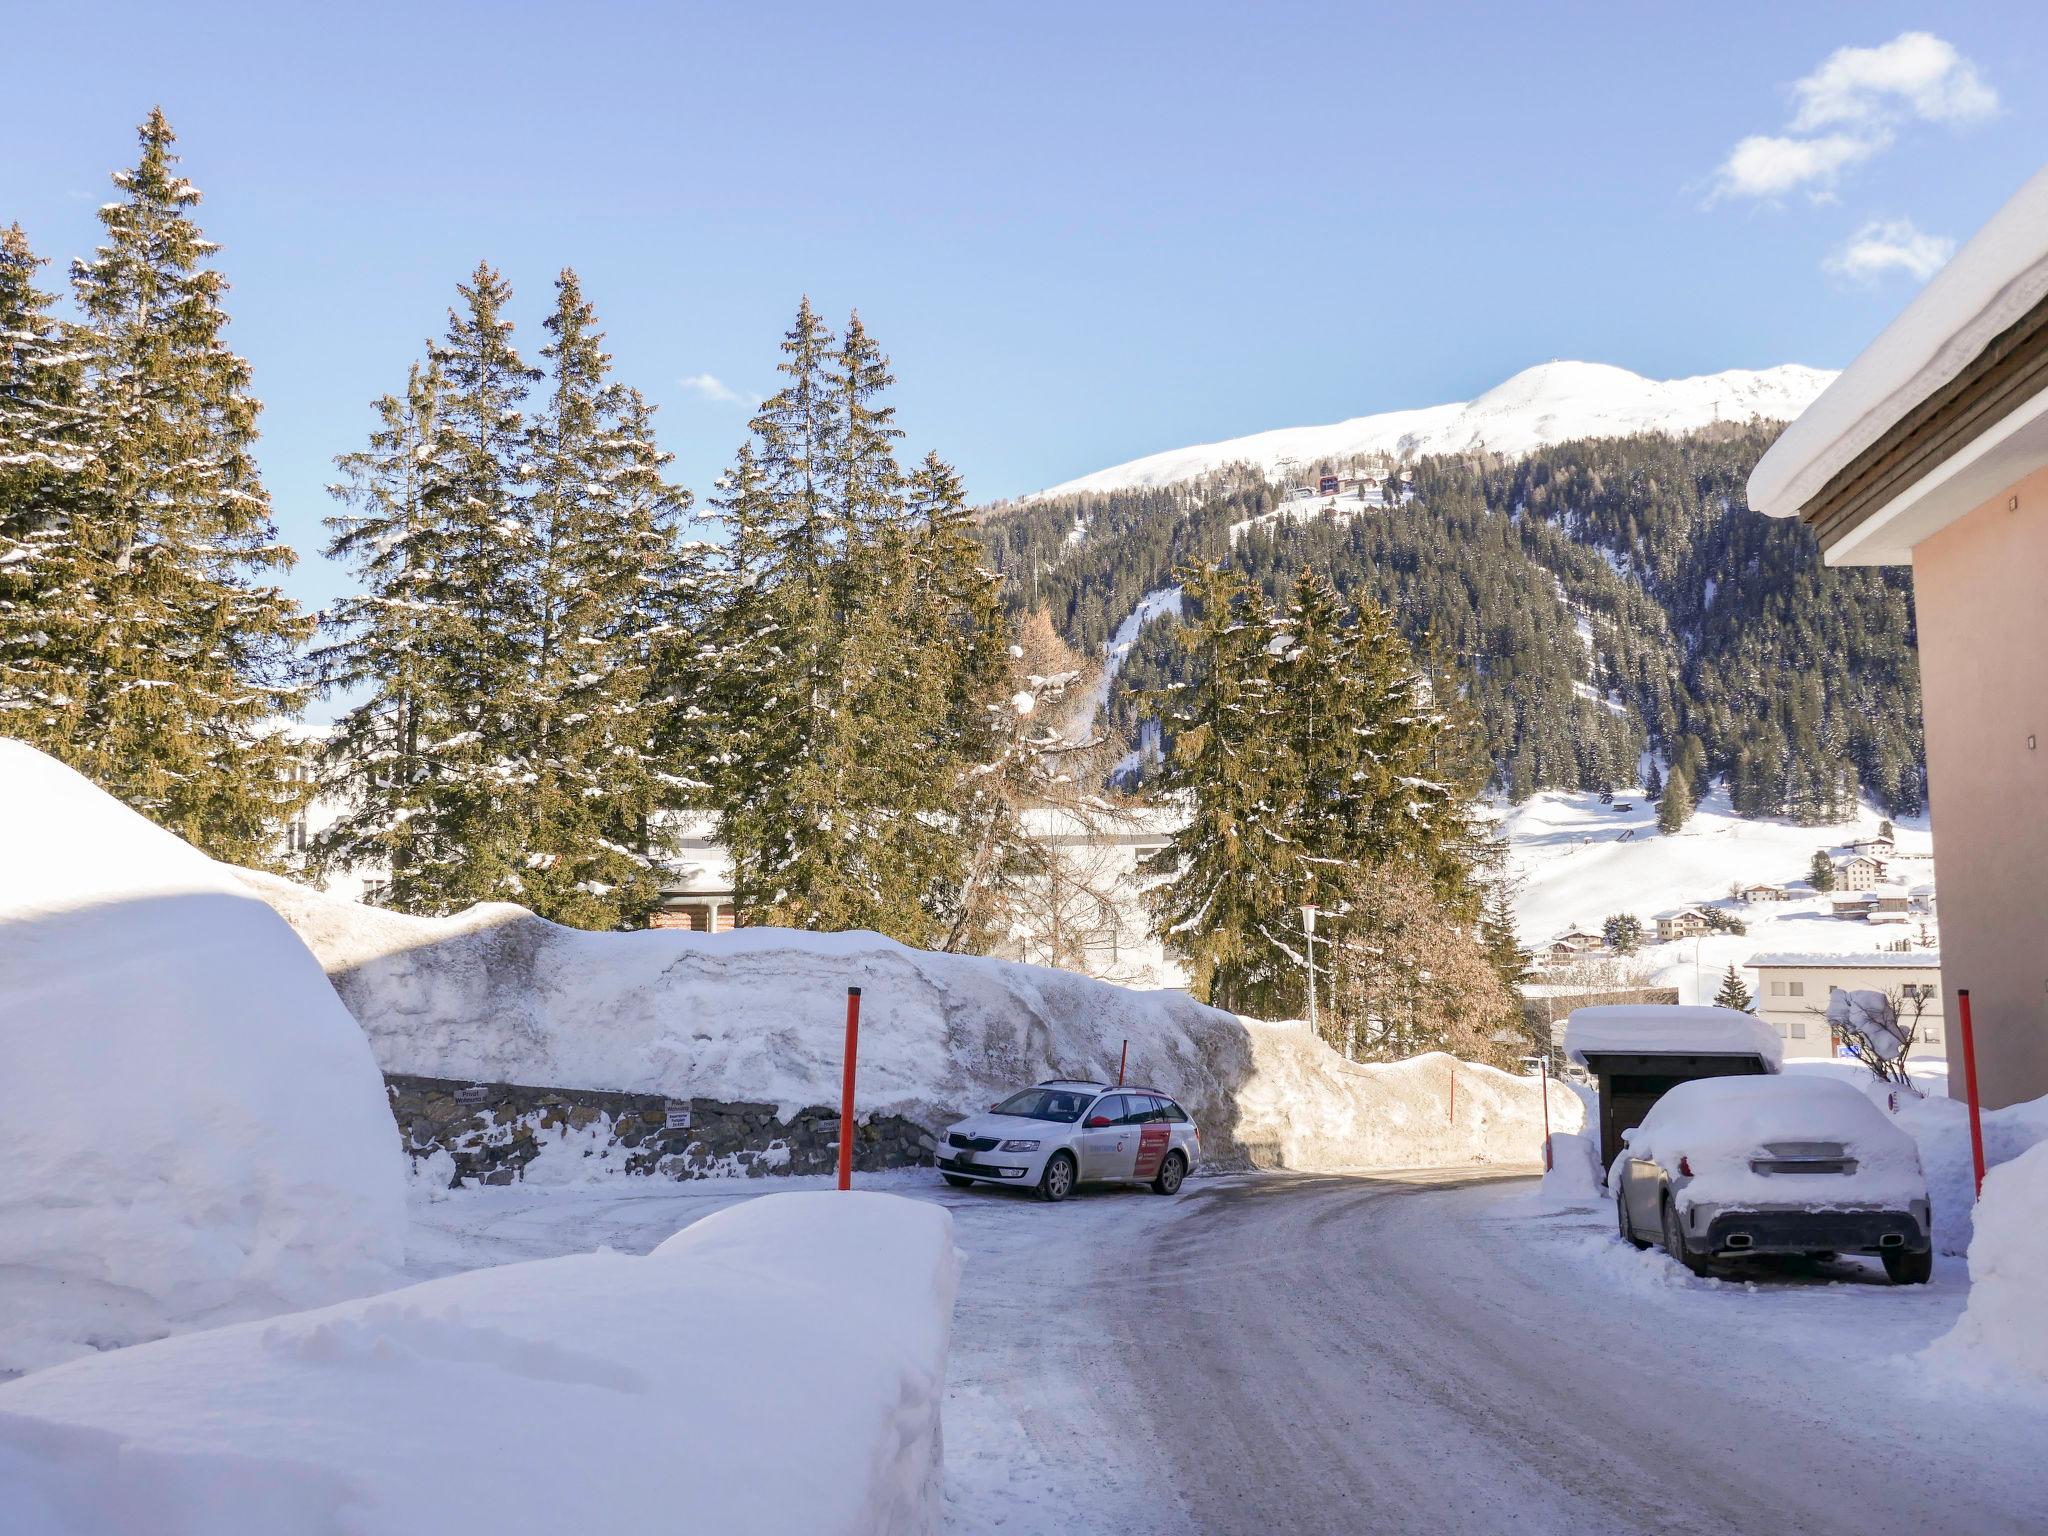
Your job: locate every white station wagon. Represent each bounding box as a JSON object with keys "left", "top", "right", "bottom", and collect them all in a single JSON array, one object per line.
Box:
[{"left": 937, "top": 1080, "right": 1201, "bottom": 1201}]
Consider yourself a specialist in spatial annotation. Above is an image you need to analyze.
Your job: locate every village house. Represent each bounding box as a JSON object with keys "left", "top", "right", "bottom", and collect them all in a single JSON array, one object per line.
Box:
[
  {"left": 1832, "top": 853, "right": 1887, "bottom": 891},
  {"left": 1831, "top": 892, "right": 1877, "bottom": 920},
  {"left": 1654, "top": 906, "right": 1714, "bottom": 942},
  {"left": 1745, "top": 952, "right": 1945, "bottom": 1063},
  {"left": 1749, "top": 165, "right": 2048, "bottom": 1108},
  {"left": 1735, "top": 881, "right": 1792, "bottom": 903}
]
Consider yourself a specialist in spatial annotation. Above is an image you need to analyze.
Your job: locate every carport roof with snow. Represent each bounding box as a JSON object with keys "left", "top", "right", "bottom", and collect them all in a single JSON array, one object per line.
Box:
[{"left": 1564, "top": 1005, "right": 1782, "bottom": 1168}]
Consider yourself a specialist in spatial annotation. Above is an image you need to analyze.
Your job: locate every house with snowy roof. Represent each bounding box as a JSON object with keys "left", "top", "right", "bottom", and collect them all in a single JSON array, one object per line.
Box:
[
  {"left": 1653, "top": 906, "right": 1715, "bottom": 942},
  {"left": 1745, "top": 952, "right": 1945, "bottom": 1062},
  {"left": 1749, "top": 164, "right": 2048, "bottom": 1108},
  {"left": 1831, "top": 853, "right": 1887, "bottom": 891}
]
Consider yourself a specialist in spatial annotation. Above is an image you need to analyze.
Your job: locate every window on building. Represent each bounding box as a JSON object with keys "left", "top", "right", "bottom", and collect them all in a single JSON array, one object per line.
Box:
[
  {"left": 1787, "top": 981, "right": 1805, "bottom": 998},
  {"left": 1770, "top": 980, "right": 1786, "bottom": 997},
  {"left": 1790, "top": 1019, "right": 1807, "bottom": 1039}
]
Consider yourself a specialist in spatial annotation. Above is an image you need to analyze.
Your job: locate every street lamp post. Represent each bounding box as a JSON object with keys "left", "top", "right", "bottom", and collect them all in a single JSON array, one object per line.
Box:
[{"left": 1300, "top": 904, "right": 1318, "bottom": 1039}]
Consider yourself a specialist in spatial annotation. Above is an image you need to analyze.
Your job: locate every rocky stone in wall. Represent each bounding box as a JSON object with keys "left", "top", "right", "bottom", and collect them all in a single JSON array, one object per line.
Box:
[{"left": 385, "top": 1073, "right": 937, "bottom": 1186}]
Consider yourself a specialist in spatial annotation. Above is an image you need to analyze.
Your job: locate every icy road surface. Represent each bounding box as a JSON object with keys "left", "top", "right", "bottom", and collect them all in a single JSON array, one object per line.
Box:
[{"left": 407, "top": 1169, "right": 2048, "bottom": 1536}]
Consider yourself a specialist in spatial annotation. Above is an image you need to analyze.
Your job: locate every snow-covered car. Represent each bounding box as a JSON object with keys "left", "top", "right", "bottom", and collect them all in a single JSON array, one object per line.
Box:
[
  {"left": 937, "top": 1080, "right": 1200, "bottom": 1201},
  {"left": 1615, "top": 1074, "right": 1932, "bottom": 1283}
]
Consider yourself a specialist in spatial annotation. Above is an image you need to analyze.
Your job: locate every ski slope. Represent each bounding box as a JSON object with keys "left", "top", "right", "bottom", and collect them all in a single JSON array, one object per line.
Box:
[{"left": 1035, "top": 361, "right": 1836, "bottom": 498}]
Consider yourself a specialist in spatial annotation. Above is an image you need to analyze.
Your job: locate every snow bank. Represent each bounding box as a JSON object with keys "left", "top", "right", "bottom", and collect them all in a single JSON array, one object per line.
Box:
[
  {"left": 1888, "top": 1089, "right": 2048, "bottom": 1254},
  {"left": 1633, "top": 1075, "right": 1924, "bottom": 1213},
  {"left": 1932, "top": 1141, "right": 2048, "bottom": 1394},
  {"left": 0, "top": 1192, "right": 959, "bottom": 1536},
  {"left": 0, "top": 743, "right": 404, "bottom": 1378},
  {"left": 1540, "top": 1131, "right": 1603, "bottom": 1204},
  {"left": 1565, "top": 1003, "right": 1783, "bottom": 1070},
  {"left": 238, "top": 871, "right": 1575, "bottom": 1173}
]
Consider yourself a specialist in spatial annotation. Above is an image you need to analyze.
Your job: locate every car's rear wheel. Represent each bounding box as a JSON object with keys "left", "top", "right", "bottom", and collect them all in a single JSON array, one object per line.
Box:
[
  {"left": 1882, "top": 1246, "right": 1932, "bottom": 1285},
  {"left": 1662, "top": 1196, "right": 1713, "bottom": 1278},
  {"left": 1037, "top": 1151, "right": 1077, "bottom": 1203},
  {"left": 941, "top": 1173, "right": 973, "bottom": 1189},
  {"left": 1152, "top": 1151, "right": 1186, "bottom": 1196},
  {"left": 1618, "top": 1190, "right": 1650, "bottom": 1249}
]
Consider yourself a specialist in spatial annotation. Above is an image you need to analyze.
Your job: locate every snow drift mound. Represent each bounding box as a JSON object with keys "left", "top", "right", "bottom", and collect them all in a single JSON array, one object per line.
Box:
[
  {"left": 1932, "top": 1140, "right": 2048, "bottom": 1393},
  {"left": 238, "top": 870, "right": 1579, "bottom": 1171},
  {"left": 0, "top": 742, "right": 405, "bottom": 1377},
  {"left": 0, "top": 1192, "right": 960, "bottom": 1536}
]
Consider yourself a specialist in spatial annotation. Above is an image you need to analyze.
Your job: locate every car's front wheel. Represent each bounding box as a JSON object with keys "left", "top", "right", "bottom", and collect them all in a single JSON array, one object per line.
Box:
[
  {"left": 1662, "top": 1197, "right": 1713, "bottom": 1278},
  {"left": 1882, "top": 1247, "right": 1933, "bottom": 1285},
  {"left": 941, "top": 1173, "right": 973, "bottom": 1189},
  {"left": 1152, "top": 1151, "right": 1187, "bottom": 1196},
  {"left": 1037, "top": 1151, "right": 1077, "bottom": 1203}
]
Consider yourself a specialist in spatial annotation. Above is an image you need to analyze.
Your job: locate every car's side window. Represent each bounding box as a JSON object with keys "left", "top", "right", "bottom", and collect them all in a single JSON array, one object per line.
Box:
[
  {"left": 1124, "top": 1096, "right": 1159, "bottom": 1124},
  {"left": 1158, "top": 1098, "right": 1188, "bottom": 1123},
  {"left": 1088, "top": 1095, "right": 1125, "bottom": 1125}
]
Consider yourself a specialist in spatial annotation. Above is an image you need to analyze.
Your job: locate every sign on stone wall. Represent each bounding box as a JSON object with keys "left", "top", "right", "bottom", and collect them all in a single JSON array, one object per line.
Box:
[
  {"left": 664, "top": 1100, "right": 692, "bottom": 1131},
  {"left": 454, "top": 1085, "right": 491, "bottom": 1105}
]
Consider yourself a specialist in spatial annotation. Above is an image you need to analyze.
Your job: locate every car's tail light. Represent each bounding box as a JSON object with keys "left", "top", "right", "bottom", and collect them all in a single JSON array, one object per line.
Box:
[{"left": 1677, "top": 1155, "right": 1693, "bottom": 1177}]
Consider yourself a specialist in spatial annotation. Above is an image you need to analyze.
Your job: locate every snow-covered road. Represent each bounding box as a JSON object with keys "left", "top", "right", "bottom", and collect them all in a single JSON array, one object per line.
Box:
[{"left": 407, "top": 1170, "right": 2048, "bottom": 1536}]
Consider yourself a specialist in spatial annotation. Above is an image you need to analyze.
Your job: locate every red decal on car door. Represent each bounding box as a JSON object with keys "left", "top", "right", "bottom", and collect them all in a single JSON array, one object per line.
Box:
[{"left": 1135, "top": 1123, "right": 1170, "bottom": 1179}]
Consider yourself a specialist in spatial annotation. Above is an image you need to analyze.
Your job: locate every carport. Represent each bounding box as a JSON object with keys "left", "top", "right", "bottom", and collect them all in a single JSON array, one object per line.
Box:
[{"left": 1564, "top": 1004, "right": 1782, "bottom": 1169}]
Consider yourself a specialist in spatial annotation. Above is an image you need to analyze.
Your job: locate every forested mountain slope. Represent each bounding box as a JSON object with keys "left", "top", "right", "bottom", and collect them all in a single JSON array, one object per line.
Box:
[{"left": 978, "top": 423, "right": 1925, "bottom": 819}]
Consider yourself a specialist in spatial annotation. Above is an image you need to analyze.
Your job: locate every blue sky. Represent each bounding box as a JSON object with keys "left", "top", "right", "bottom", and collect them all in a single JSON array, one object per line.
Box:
[{"left": 4, "top": 3, "right": 2044, "bottom": 617}]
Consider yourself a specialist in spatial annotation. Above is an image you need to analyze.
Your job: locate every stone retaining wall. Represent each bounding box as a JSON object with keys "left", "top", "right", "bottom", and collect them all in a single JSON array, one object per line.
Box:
[{"left": 386, "top": 1072, "right": 937, "bottom": 1186}]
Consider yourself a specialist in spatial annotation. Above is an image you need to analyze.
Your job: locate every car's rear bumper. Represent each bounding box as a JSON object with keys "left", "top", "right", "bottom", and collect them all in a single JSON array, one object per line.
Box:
[{"left": 1690, "top": 1200, "right": 1931, "bottom": 1256}]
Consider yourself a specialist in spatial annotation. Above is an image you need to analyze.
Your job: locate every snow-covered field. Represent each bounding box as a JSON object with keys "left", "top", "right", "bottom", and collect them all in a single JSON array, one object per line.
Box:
[
  {"left": 1033, "top": 361, "right": 1834, "bottom": 499},
  {"left": 1502, "top": 783, "right": 1933, "bottom": 1005}
]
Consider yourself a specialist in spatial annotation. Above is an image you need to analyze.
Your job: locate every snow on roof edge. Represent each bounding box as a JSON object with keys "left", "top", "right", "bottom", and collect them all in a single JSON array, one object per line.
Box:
[
  {"left": 1746, "top": 951, "right": 1941, "bottom": 968},
  {"left": 1563, "top": 1003, "right": 1783, "bottom": 1071},
  {"left": 1750, "top": 165, "right": 2048, "bottom": 519}
]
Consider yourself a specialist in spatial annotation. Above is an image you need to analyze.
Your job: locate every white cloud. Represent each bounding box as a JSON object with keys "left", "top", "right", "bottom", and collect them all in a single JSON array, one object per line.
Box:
[
  {"left": 1713, "top": 132, "right": 1881, "bottom": 201},
  {"left": 1709, "top": 32, "right": 1995, "bottom": 203},
  {"left": 1823, "top": 219, "right": 1956, "bottom": 284},
  {"left": 678, "top": 372, "right": 751, "bottom": 405},
  {"left": 1791, "top": 32, "right": 1998, "bottom": 132}
]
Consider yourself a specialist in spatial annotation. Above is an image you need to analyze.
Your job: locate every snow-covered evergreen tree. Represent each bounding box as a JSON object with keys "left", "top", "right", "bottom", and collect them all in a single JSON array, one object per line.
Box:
[
  {"left": 1142, "top": 561, "right": 1290, "bottom": 1013},
  {"left": 0, "top": 222, "right": 89, "bottom": 735},
  {"left": 1713, "top": 965, "right": 1752, "bottom": 1012},
  {"left": 3, "top": 113, "right": 310, "bottom": 863},
  {"left": 511, "top": 270, "right": 698, "bottom": 928}
]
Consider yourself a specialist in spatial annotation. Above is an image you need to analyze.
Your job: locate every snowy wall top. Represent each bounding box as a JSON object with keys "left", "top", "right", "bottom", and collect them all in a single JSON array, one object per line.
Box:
[
  {"left": 1563, "top": 1003, "right": 1783, "bottom": 1071},
  {"left": 1749, "top": 165, "right": 2048, "bottom": 533}
]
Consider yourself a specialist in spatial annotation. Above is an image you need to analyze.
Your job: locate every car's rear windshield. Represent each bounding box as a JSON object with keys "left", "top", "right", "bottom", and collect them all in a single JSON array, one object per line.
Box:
[{"left": 991, "top": 1088, "right": 1095, "bottom": 1123}]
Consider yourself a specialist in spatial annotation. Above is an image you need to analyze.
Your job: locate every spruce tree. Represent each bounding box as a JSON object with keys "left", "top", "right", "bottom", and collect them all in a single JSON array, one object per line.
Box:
[
  {"left": 1808, "top": 849, "right": 1836, "bottom": 892},
  {"left": 312, "top": 358, "right": 456, "bottom": 908},
  {"left": 1142, "top": 561, "right": 1289, "bottom": 1012},
  {"left": 1658, "top": 763, "right": 1693, "bottom": 835},
  {"left": 510, "top": 270, "right": 697, "bottom": 928},
  {"left": 1713, "top": 965, "right": 1752, "bottom": 1012},
  {"left": 708, "top": 301, "right": 1002, "bottom": 944},
  {"left": 0, "top": 223, "right": 89, "bottom": 735},
  {"left": 4, "top": 112, "right": 310, "bottom": 863}
]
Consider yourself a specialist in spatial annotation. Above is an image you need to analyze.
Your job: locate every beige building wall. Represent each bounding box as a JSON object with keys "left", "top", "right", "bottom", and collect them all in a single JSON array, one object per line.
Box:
[
  {"left": 1911, "top": 461, "right": 2048, "bottom": 1109},
  {"left": 1748, "top": 962, "right": 1945, "bottom": 1061}
]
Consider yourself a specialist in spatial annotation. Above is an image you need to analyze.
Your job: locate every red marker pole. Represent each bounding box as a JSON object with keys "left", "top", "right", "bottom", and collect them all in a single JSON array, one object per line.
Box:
[
  {"left": 1957, "top": 988, "right": 1987, "bottom": 1199},
  {"left": 837, "top": 987, "right": 861, "bottom": 1192},
  {"left": 1117, "top": 1039, "right": 1128, "bottom": 1087}
]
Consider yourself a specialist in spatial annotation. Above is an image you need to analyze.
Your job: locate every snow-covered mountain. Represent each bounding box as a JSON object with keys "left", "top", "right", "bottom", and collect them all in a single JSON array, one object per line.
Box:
[{"left": 1033, "top": 361, "right": 1836, "bottom": 498}]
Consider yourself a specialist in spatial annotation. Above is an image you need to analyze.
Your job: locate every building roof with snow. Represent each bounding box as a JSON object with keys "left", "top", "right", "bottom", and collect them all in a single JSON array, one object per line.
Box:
[
  {"left": 1748, "top": 166, "right": 2048, "bottom": 563},
  {"left": 1746, "top": 951, "right": 1942, "bottom": 969},
  {"left": 1563, "top": 1004, "right": 1783, "bottom": 1071}
]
